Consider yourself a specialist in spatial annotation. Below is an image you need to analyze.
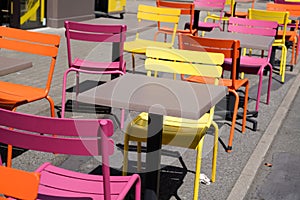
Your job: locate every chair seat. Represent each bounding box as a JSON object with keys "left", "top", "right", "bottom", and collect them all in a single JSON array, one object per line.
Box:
[
  {"left": 124, "top": 39, "right": 173, "bottom": 54},
  {"left": 126, "top": 112, "right": 210, "bottom": 149},
  {"left": 198, "top": 21, "right": 221, "bottom": 29},
  {"left": 37, "top": 162, "right": 140, "bottom": 200},
  {"left": 223, "top": 57, "right": 269, "bottom": 74},
  {"left": 72, "top": 58, "right": 126, "bottom": 72},
  {"left": 0, "top": 81, "right": 46, "bottom": 109}
]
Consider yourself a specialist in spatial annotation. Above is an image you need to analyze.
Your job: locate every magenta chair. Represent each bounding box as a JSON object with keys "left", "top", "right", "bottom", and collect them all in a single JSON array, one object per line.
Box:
[
  {"left": 194, "top": 0, "right": 226, "bottom": 34},
  {"left": 62, "top": 21, "right": 127, "bottom": 128},
  {"left": 225, "top": 17, "right": 278, "bottom": 111},
  {"left": 0, "top": 108, "right": 141, "bottom": 200}
]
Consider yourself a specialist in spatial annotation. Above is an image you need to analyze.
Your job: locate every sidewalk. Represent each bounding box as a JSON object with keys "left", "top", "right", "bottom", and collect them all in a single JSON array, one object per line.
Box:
[{"left": 1, "top": 0, "right": 300, "bottom": 199}]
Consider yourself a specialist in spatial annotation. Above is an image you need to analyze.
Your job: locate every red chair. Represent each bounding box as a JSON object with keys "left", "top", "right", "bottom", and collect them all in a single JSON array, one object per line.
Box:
[
  {"left": 62, "top": 21, "right": 127, "bottom": 128},
  {"left": 0, "top": 108, "right": 141, "bottom": 199}
]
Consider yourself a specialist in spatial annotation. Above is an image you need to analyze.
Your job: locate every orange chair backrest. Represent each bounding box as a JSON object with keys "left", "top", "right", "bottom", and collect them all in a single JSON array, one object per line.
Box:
[
  {"left": 0, "top": 26, "right": 60, "bottom": 95},
  {"left": 0, "top": 166, "right": 40, "bottom": 200}
]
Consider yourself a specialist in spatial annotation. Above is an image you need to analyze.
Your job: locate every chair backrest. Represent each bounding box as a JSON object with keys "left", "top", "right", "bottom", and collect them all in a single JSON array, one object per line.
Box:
[
  {"left": 136, "top": 4, "right": 181, "bottom": 45},
  {"left": 194, "top": 0, "right": 226, "bottom": 22},
  {"left": 248, "top": 8, "right": 289, "bottom": 44},
  {"left": 0, "top": 26, "right": 60, "bottom": 94},
  {"left": 156, "top": 0, "right": 195, "bottom": 34},
  {"left": 266, "top": 2, "right": 300, "bottom": 18},
  {"left": 145, "top": 46, "right": 223, "bottom": 80},
  {"left": 65, "top": 21, "right": 127, "bottom": 70},
  {"left": 228, "top": 17, "right": 278, "bottom": 37},
  {"left": 274, "top": 0, "right": 300, "bottom": 4},
  {"left": 0, "top": 166, "right": 40, "bottom": 200},
  {"left": 0, "top": 108, "right": 115, "bottom": 197},
  {"left": 178, "top": 34, "right": 240, "bottom": 87}
]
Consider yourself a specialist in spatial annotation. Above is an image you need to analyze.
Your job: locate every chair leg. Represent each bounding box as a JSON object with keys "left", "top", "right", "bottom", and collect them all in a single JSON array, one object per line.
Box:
[
  {"left": 75, "top": 71, "right": 80, "bottom": 108},
  {"left": 211, "top": 121, "right": 219, "bottom": 182},
  {"left": 137, "top": 142, "right": 142, "bottom": 172},
  {"left": 131, "top": 54, "right": 136, "bottom": 74},
  {"left": 46, "top": 96, "right": 56, "bottom": 117},
  {"left": 255, "top": 71, "right": 263, "bottom": 112},
  {"left": 122, "top": 134, "right": 130, "bottom": 176},
  {"left": 61, "top": 69, "right": 71, "bottom": 118},
  {"left": 227, "top": 90, "right": 239, "bottom": 152},
  {"left": 6, "top": 107, "right": 17, "bottom": 168},
  {"left": 267, "top": 64, "right": 273, "bottom": 105},
  {"left": 279, "top": 45, "right": 287, "bottom": 83},
  {"left": 193, "top": 136, "right": 205, "bottom": 200},
  {"left": 241, "top": 82, "right": 249, "bottom": 133}
]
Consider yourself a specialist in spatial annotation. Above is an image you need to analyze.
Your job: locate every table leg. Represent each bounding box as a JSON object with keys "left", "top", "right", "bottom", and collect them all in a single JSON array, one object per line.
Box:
[{"left": 144, "top": 113, "right": 163, "bottom": 200}]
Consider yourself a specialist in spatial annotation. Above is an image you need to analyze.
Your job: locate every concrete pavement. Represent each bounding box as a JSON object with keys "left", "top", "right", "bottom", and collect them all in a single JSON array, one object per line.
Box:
[{"left": 1, "top": 0, "right": 300, "bottom": 199}]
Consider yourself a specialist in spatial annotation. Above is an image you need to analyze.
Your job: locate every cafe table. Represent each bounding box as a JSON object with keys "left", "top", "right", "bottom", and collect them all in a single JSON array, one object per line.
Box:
[
  {"left": 0, "top": 56, "right": 32, "bottom": 76},
  {"left": 77, "top": 73, "right": 227, "bottom": 200}
]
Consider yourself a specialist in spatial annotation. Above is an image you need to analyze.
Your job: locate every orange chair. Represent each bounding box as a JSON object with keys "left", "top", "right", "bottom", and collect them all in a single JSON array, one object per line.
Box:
[
  {"left": 225, "top": 0, "right": 255, "bottom": 18},
  {"left": 0, "top": 26, "right": 60, "bottom": 115},
  {"left": 0, "top": 26, "right": 60, "bottom": 168},
  {"left": 0, "top": 166, "right": 40, "bottom": 200},
  {"left": 178, "top": 34, "right": 249, "bottom": 152},
  {"left": 155, "top": 0, "right": 198, "bottom": 40}
]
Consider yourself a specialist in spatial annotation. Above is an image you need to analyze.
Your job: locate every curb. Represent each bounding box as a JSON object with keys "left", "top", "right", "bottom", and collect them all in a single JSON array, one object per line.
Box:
[{"left": 226, "top": 68, "right": 300, "bottom": 200}]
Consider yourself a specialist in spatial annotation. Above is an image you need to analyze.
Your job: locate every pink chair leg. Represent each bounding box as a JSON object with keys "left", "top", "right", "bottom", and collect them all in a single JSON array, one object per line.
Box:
[{"left": 267, "top": 64, "right": 272, "bottom": 105}]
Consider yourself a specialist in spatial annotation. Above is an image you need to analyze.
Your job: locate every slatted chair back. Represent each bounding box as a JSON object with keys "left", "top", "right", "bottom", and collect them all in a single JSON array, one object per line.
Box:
[{"left": 0, "top": 108, "right": 141, "bottom": 200}]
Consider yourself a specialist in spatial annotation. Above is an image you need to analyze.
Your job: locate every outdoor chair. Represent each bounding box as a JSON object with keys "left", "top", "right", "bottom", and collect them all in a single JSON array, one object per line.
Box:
[
  {"left": 62, "top": 21, "right": 127, "bottom": 128},
  {"left": 0, "top": 26, "right": 60, "bottom": 168},
  {"left": 123, "top": 46, "right": 224, "bottom": 200},
  {"left": 178, "top": 34, "right": 249, "bottom": 152},
  {"left": 0, "top": 166, "right": 40, "bottom": 200},
  {"left": 155, "top": 0, "right": 198, "bottom": 40},
  {"left": 248, "top": 8, "right": 289, "bottom": 83},
  {"left": 266, "top": 2, "right": 300, "bottom": 69},
  {"left": 224, "top": 0, "right": 255, "bottom": 18},
  {"left": 0, "top": 26, "right": 60, "bottom": 115},
  {"left": 193, "top": 0, "right": 226, "bottom": 35},
  {"left": 0, "top": 107, "right": 141, "bottom": 200},
  {"left": 226, "top": 17, "right": 278, "bottom": 112},
  {"left": 124, "top": 4, "right": 181, "bottom": 73}
]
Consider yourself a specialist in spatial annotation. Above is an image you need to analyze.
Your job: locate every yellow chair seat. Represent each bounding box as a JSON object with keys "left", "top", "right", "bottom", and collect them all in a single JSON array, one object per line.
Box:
[{"left": 127, "top": 112, "right": 210, "bottom": 149}]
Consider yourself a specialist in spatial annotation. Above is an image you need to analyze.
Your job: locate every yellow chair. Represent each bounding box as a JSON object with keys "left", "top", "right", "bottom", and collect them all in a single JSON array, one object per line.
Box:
[
  {"left": 123, "top": 47, "right": 224, "bottom": 200},
  {"left": 124, "top": 4, "right": 181, "bottom": 73},
  {"left": 248, "top": 8, "right": 289, "bottom": 83}
]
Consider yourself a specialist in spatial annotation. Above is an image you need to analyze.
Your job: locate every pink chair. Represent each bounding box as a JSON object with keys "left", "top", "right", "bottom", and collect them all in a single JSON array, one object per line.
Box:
[
  {"left": 0, "top": 108, "right": 141, "bottom": 199},
  {"left": 62, "top": 21, "right": 127, "bottom": 128},
  {"left": 193, "top": 0, "right": 226, "bottom": 33},
  {"left": 225, "top": 17, "right": 278, "bottom": 111}
]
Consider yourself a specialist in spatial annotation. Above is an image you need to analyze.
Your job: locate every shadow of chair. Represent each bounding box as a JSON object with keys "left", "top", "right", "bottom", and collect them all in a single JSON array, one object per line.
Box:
[
  {"left": 178, "top": 34, "right": 249, "bottom": 152},
  {"left": 155, "top": 0, "right": 198, "bottom": 40},
  {"left": 61, "top": 21, "right": 127, "bottom": 128},
  {"left": 122, "top": 46, "right": 224, "bottom": 200},
  {"left": 0, "top": 108, "right": 141, "bottom": 199},
  {"left": 0, "top": 166, "right": 40, "bottom": 200},
  {"left": 124, "top": 4, "right": 181, "bottom": 73},
  {"left": 248, "top": 8, "right": 289, "bottom": 83}
]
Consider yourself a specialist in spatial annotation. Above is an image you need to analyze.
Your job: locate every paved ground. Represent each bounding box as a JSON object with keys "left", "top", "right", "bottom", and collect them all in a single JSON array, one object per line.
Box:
[{"left": 0, "top": 0, "right": 300, "bottom": 199}]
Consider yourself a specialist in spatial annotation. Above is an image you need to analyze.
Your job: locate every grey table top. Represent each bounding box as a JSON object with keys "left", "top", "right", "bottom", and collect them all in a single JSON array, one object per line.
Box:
[
  {"left": 78, "top": 74, "right": 227, "bottom": 120},
  {"left": 205, "top": 31, "right": 274, "bottom": 51},
  {"left": 0, "top": 56, "right": 32, "bottom": 76}
]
